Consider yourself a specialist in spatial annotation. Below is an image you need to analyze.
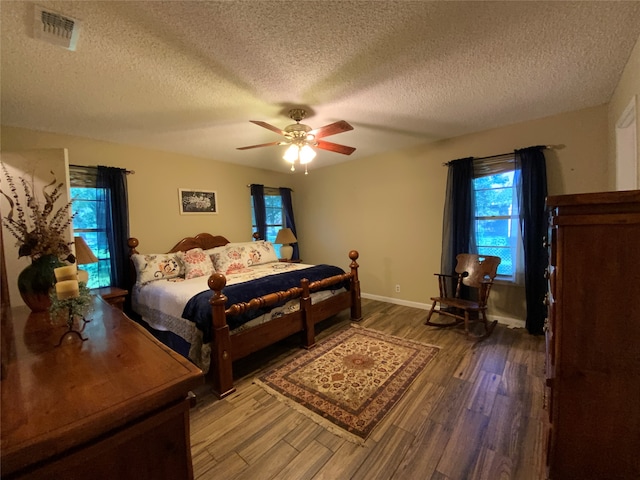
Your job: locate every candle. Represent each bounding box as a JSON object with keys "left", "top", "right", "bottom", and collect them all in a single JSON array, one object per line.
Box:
[
  {"left": 54, "top": 265, "right": 77, "bottom": 282},
  {"left": 55, "top": 280, "right": 80, "bottom": 300}
]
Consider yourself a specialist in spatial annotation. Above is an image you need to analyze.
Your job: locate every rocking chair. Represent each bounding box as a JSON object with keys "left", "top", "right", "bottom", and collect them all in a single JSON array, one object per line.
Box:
[{"left": 425, "top": 253, "right": 501, "bottom": 338}]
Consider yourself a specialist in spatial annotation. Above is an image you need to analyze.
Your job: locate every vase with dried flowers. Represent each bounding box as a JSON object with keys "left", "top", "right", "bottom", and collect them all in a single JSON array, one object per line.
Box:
[{"left": 1, "top": 163, "right": 75, "bottom": 312}]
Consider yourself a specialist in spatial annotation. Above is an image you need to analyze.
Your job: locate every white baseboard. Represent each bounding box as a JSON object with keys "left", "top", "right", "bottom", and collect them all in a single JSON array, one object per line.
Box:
[
  {"left": 361, "top": 292, "right": 526, "bottom": 329},
  {"left": 362, "top": 292, "right": 430, "bottom": 310}
]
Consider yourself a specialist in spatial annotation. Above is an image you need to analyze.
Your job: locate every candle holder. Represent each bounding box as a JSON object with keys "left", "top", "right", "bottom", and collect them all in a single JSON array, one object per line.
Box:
[{"left": 49, "top": 280, "right": 92, "bottom": 346}]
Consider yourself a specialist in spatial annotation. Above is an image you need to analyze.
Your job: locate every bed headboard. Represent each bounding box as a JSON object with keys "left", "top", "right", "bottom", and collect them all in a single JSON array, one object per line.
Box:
[
  {"left": 166, "top": 233, "right": 230, "bottom": 253},
  {"left": 126, "top": 233, "right": 231, "bottom": 297}
]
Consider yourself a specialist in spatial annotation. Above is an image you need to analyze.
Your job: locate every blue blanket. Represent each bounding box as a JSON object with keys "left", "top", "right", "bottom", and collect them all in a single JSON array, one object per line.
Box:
[{"left": 182, "top": 264, "right": 349, "bottom": 342}]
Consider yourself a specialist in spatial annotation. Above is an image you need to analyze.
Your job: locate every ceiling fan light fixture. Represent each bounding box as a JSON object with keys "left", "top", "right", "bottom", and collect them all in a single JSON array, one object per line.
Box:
[
  {"left": 299, "top": 145, "right": 316, "bottom": 164},
  {"left": 283, "top": 144, "right": 299, "bottom": 163},
  {"left": 238, "top": 107, "right": 355, "bottom": 174}
]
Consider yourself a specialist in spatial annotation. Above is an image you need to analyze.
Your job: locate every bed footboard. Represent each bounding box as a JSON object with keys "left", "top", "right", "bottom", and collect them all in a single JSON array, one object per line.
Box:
[
  {"left": 206, "top": 250, "right": 361, "bottom": 399},
  {"left": 128, "top": 234, "right": 361, "bottom": 400}
]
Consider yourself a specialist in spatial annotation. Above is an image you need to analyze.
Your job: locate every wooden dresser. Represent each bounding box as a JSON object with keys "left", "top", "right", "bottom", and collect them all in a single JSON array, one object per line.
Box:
[
  {"left": 545, "top": 190, "right": 640, "bottom": 479},
  {"left": 1, "top": 295, "right": 203, "bottom": 479}
]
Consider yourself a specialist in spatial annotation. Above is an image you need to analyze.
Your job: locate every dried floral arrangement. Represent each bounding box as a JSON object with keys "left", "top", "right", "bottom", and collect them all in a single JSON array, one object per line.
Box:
[{"left": 1, "top": 162, "right": 75, "bottom": 261}]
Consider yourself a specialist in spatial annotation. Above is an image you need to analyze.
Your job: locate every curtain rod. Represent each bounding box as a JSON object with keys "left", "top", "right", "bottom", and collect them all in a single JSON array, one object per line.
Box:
[
  {"left": 441, "top": 145, "right": 553, "bottom": 166},
  {"left": 247, "top": 184, "right": 294, "bottom": 192},
  {"left": 70, "top": 164, "right": 135, "bottom": 174}
]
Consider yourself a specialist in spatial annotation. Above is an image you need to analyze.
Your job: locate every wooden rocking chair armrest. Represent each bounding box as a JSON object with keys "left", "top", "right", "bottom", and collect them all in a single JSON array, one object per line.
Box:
[
  {"left": 433, "top": 273, "right": 458, "bottom": 279},
  {"left": 478, "top": 280, "right": 495, "bottom": 305},
  {"left": 433, "top": 273, "right": 460, "bottom": 298}
]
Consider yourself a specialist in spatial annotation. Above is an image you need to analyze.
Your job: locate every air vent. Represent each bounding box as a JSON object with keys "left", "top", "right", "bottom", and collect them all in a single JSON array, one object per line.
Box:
[{"left": 34, "top": 5, "right": 81, "bottom": 51}]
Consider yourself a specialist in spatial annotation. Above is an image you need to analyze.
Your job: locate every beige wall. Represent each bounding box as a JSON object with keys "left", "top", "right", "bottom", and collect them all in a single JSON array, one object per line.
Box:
[
  {"left": 1, "top": 127, "right": 293, "bottom": 253},
  {"left": 608, "top": 33, "right": 640, "bottom": 189},
  {"left": 292, "top": 105, "right": 609, "bottom": 321},
  {"left": 1, "top": 103, "right": 610, "bottom": 322}
]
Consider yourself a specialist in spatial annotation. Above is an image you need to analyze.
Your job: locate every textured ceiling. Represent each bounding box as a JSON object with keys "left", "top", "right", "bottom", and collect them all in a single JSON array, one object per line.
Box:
[{"left": 2, "top": 1, "right": 640, "bottom": 173}]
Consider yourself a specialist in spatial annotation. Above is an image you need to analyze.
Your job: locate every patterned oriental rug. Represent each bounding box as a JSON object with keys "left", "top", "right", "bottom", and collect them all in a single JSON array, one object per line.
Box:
[{"left": 254, "top": 325, "right": 440, "bottom": 444}]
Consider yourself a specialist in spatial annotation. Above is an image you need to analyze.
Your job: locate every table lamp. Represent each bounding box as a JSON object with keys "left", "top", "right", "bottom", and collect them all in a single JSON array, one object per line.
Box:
[
  {"left": 74, "top": 236, "right": 98, "bottom": 284},
  {"left": 274, "top": 228, "right": 297, "bottom": 260}
]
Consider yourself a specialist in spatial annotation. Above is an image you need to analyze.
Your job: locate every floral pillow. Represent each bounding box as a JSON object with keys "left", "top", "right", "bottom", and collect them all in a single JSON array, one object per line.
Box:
[
  {"left": 211, "top": 244, "right": 249, "bottom": 275},
  {"left": 248, "top": 241, "right": 279, "bottom": 265},
  {"left": 132, "top": 253, "right": 182, "bottom": 285},
  {"left": 177, "top": 248, "right": 214, "bottom": 279},
  {"left": 211, "top": 241, "right": 279, "bottom": 274}
]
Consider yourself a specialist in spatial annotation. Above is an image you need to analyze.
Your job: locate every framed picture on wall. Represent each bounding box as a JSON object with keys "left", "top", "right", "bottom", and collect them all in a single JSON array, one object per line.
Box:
[{"left": 178, "top": 188, "right": 218, "bottom": 214}]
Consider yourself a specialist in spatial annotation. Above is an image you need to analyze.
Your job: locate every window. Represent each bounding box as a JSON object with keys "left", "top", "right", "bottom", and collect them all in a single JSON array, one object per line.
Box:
[
  {"left": 473, "top": 159, "right": 521, "bottom": 281},
  {"left": 69, "top": 168, "right": 112, "bottom": 288},
  {"left": 251, "top": 187, "right": 284, "bottom": 243}
]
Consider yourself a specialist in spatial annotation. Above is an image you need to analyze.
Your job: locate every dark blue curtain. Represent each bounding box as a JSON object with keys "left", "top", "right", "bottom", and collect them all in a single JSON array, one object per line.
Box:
[
  {"left": 515, "top": 146, "right": 548, "bottom": 335},
  {"left": 441, "top": 158, "right": 476, "bottom": 275},
  {"left": 250, "top": 184, "right": 266, "bottom": 241},
  {"left": 96, "top": 166, "right": 130, "bottom": 290},
  {"left": 279, "top": 187, "right": 299, "bottom": 260}
]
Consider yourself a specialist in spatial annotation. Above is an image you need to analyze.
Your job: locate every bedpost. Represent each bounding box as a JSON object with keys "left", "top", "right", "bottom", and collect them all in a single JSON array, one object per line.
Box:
[
  {"left": 300, "top": 278, "right": 315, "bottom": 349},
  {"left": 349, "top": 250, "right": 362, "bottom": 321},
  {"left": 127, "top": 237, "right": 139, "bottom": 299},
  {"left": 208, "top": 273, "right": 236, "bottom": 398}
]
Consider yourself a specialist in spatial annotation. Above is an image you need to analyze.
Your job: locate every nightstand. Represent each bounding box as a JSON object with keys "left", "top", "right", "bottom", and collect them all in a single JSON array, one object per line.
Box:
[
  {"left": 94, "top": 286, "right": 128, "bottom": 310},
  {"left": 279, "top": 259, "right": 302, "bottom": 263}
]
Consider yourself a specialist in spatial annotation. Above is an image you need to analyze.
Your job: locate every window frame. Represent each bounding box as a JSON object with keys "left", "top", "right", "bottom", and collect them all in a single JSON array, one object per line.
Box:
[
  {"left": 472, "top": 156, "right": 522, "bottom": 283},
  {"left": 69, "top": 167, "right": 113, "bottom": 289},
  {"left": 251, "top": 187, "right": 285, "bottom": 243}
]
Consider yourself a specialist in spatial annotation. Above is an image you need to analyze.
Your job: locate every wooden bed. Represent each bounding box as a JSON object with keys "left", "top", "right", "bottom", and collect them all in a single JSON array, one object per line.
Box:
[{"left": 127, "top": 233, "right": 361, "bottom": 398}]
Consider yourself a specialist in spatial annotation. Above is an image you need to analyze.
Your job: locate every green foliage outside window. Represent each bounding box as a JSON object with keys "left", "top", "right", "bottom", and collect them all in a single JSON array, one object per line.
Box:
[
  {"left": 71, "top": 187, "right": 112, "bottom": 288},
  {"left": 474, "top": 171, "right": 519, "bottom": 279},
  {"left": 251, "top": 193, "right": 284, "bottom": 242}
]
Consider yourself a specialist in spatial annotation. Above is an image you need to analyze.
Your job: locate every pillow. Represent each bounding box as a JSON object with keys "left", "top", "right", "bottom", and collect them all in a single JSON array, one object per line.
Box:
[
  {"left": 248, "top": 241, "right": 279, "bottom": 265},
  {"left": 177, "top": 248, "right": 215, "bottom": 279},
  {"left": 132, "top": 253, "right": 182, "bottom": 285},
  {"left": 211, "top": 241, "right": 280, "bottom": 274},
  {"left": 211, "top": 244, "right": 250, "bottom": 274}
]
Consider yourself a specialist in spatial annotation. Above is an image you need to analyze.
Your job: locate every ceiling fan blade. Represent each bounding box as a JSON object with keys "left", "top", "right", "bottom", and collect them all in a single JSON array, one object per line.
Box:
[
  {"left": 236, "top": 141, "right": 282, "bottom": 150},
  {"left": 310, "top": 120, "right": 354, "bottom": 139},
  {"left": 250, "top": 120, "right": 286, "bottom": 136},
  {"left": 315, "top": 140, "right": 356, "bottom": 155}
]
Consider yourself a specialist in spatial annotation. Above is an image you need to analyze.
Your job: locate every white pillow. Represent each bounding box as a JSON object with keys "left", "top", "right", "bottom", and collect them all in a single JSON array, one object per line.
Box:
[
  {"left": 176, "top": 248, "right": 214, "bottom": 279},
  {"left": 211, "top": 241, "right": 279, "bottom": 274},
  {"left": 249, "top": 241, "right": 279, "bottom": 265},
  {"left": 132, "top": 253, "right": 182, "bottom": 285},
  {"left": 211, "top": 244, "right": 250, "bottom": 275}
]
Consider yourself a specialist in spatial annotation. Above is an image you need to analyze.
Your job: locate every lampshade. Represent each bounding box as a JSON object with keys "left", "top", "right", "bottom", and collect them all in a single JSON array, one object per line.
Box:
[
  {"left": 283, "top": 144, "right": 299, "bottom": 163},
  {"left": 299, "top": 145, "right": 316, "bottom": 164},
  {"left": 74, "top": 236, "right": 98, "bottom": 265},
  {"left": 274, "top": 228, "right": 297, "bottom": 245}
]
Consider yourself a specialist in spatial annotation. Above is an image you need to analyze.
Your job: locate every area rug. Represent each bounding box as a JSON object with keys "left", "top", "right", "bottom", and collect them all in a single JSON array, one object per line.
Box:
[{"left": 254, "top": 325, "right": 440, "bottom": 444}]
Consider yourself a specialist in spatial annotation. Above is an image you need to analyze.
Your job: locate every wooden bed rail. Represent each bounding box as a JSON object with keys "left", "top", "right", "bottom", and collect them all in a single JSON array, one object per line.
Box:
[{"left": 209, "top": 272, "right": 355, "bottom": 319}]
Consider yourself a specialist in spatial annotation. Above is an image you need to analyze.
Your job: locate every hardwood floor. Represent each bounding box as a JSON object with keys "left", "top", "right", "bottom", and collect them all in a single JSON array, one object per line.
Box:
[{"left": 189, "top": 299, "right": 548, "bottom": 480}]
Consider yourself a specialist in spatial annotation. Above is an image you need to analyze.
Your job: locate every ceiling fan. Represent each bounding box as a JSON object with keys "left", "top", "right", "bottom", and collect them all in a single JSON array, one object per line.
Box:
[{"left": 237, "top": 108, "right": 356, "bottom": 173}]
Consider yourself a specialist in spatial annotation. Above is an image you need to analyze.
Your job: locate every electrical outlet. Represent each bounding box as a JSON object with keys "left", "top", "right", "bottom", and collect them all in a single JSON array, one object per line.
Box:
[{"left": 395, "top": 284, "right": 400, "bottom": 293}]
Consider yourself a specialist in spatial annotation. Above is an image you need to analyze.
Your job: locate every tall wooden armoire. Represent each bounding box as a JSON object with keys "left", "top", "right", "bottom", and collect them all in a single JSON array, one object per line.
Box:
[{"left": 545, "top": 190, "right": 640, "bottom": 479}]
